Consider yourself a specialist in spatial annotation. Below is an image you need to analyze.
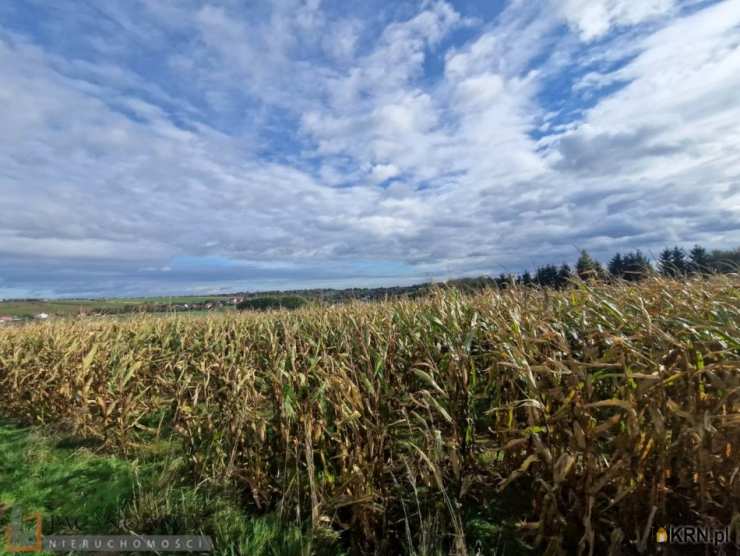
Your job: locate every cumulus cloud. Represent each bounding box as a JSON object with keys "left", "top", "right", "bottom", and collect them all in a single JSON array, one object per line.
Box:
[{"left": 0, "top": 0, "right": 738, "bottom": 297}]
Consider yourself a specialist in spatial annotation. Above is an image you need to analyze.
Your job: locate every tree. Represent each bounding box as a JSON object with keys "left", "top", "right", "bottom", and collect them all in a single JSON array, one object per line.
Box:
[
  {"left": 535, "top": 265, "right": 559, "bottom": 288},
  {"left": 659, "top": 248, "right": 675, "bottom": 277},
  {"left": 671, "top": 247, "right": 687, "bottom": 276},
  {"left": 519, "top": 271, "right": 533, "bottom": 287},
  {"left": 689, "top": 244, "right": 710, "bottom": 274},
  {"left": 557, "top": 263, "right": 572, "bottom": 288},
  {"left": 620, "top": 250, "right": 652, "bottom": 281},
  {"left": 496, "top": 273, "right": 515, "bottom": 288},
  {"left": 608, "top": 253, "right": 624, "bottom": 278},
  {"left": 576, "top": 250, "right": 604, "bottom": 280},
  {"left": 237, "top": 295, "right": 307, "bottom": 311},
  {"left": 708, "top": 248, "right": 740, "bottom": 273}
]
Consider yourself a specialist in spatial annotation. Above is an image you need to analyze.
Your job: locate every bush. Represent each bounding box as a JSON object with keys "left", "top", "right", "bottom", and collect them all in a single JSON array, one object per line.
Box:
[{"left": 236, "top": 295, "right": 307, "bottom": 311}]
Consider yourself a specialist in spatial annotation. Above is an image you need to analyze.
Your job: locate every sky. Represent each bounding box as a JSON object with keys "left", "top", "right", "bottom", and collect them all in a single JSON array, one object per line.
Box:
[{"left": 1, "top": 0, "right": 739, "bottom": 298}]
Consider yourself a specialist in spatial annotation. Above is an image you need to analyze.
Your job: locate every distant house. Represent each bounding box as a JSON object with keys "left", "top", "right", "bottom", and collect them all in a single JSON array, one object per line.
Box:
[
  {"left": 0, "top": 315, "right": 14, "bottom": 324},
  {"left": 35, "top": 313, "right": 49, "bottom": 320}
]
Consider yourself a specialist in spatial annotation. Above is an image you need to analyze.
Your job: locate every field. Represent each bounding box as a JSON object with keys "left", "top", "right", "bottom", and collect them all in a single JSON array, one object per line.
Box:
[
  {"left": 0, "top": 296, "right": 233, "bottom": 319},
  {"left": 0, "top": 277, "right": 738, "bottom": 554}
]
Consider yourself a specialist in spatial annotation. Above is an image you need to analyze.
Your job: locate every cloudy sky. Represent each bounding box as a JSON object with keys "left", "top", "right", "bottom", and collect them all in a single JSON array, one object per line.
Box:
[{"left": 1, "top": 0, "right": 739, "bottom": 298}]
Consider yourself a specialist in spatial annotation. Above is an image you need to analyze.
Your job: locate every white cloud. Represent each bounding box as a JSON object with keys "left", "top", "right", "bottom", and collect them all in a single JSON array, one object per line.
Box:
[
  {"left": 557, "top": 0, "right": 676, "bottom": 41},
  {"left": 322, "top": 19, "right": 361, "bottom": 62},
  {"left": 549, "top": 0, "right": 740, "bottom": 182},
  {"left": 371, "top": 163, "right": 401, "bottom": 182},
  {"left": 454, "top": 73, "right": 505, "bottom": 110}
]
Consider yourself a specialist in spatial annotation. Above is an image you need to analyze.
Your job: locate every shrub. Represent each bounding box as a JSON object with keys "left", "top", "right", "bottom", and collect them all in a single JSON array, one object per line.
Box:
[{"left": 236, "top": 295, "right": 307, "bottom": 311}]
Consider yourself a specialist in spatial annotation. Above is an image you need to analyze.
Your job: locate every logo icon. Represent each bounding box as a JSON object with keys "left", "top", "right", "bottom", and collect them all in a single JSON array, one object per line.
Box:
[
  {"left": 4, "top": 506, "right": 43, "bottom": 553},
  {"left": 656, "top": 527, "right": 668, "bottom": 543}
]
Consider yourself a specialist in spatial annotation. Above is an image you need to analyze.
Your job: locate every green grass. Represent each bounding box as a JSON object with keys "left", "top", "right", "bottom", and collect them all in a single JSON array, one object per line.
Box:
[
  {"left": 0, "top": 421, "right": 341, "bottom": 556},
  {"left": 0, "top": 421, "right": 133, "bottom": 554},
  {"left": 0, "top": 300, "right": 116, "bottom": 318}
]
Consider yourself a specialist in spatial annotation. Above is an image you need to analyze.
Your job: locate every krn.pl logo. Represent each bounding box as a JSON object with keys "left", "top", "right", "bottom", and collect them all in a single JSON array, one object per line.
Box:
[{"left": 656, "top": 527, "right": 668, "bottom": 543}]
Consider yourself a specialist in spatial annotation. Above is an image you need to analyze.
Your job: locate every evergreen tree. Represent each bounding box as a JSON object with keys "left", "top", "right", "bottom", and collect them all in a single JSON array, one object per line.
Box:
[
  {"left": 659, "top": 248, "right": 675, "bottom": 277},
  {"left": 557, "top": 263, "right": 572, "bottom": 288},
  {"left": 608, "top": 253, "right": 624, "bottom": 278},
  {"left": 520, "top": 271, "right": 533, "bottom": 286},
  {"left": 671, "top": 246, "right": 687, "bottom": 276},
  {"left": 576, "top": 250, "right": 604, "bottom": 280},
  {"left": 689, "top": 244, "right": 710, "bottom": 274},
  {"left": 708, "top": 248, "right": 740, "bottom": 272},
  {"left": 496, "top": 273, "right": 513, "bottom": 288},
  {"left": 535, "top": 265, "right": 559, "bottom": 288},
  {"left": 621, "top": 250, "right": 652, "bottom": 281}
]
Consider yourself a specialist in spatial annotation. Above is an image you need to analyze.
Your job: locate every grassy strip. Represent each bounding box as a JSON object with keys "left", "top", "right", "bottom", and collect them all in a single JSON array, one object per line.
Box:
[
  {"left": 0, "top": 421, "right": 132, "bottom": 555},
  {"left": 0, "top": 421, "right": 332, "bottom": 555}
]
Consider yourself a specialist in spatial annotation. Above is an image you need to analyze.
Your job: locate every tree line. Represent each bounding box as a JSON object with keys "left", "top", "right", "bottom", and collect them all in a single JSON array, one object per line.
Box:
[
  {"left": 216, "top": 244, "right": 740, "bottom": 308},
  {"left": 489, "top": 244, "right": 739, "bottom": 290}
]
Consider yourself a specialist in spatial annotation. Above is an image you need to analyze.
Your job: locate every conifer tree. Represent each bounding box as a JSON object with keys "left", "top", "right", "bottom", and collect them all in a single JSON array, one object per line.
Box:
[
  {"left": 689, "top": 244, "right": 710, "bottom": 274},
  {"left": 557, "top": 264, "right": 572, "bottom": 288},
  {"left": 621, "top": 250, "right": 651, "bottom": 281},
  {"left": 608, "top": 253, "right": 624, "bottom": 278},
  {"left": 576, "top": 250, "right": 604, "bottom": 280},
  {"left": 535, "top": 265, "right": 559, "bottom": 287},
  {"left": 671, "top": 246, "right": 687, "bottom": 276},
  {"left": 659, "top": 248, "right": 675, "bottom": 277}
]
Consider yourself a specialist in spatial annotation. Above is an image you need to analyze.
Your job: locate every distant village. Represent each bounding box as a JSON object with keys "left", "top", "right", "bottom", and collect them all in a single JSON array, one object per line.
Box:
[
  {"left": 0, "top": 298, "right": 247, "bottom": 325},
  {"left": 0, "top": 284, "right": 433, "bottom": 325}
]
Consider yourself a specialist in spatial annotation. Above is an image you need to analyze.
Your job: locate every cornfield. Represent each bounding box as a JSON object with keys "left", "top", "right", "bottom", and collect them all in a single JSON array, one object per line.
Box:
[{"left": 1, "top": 277, "right": 738, "bottom": 554}]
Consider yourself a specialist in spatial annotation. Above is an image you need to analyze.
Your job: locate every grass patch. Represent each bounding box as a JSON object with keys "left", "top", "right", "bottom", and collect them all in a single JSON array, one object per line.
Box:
[
  {"left": 0, "top": 421, "right": 343, "bottom": 555},
  {"left": 0, "top": 421, "right": 133, "bottom": 555},
  {"left": 0, "top": 421, "right": 133, "bottom": 535}
]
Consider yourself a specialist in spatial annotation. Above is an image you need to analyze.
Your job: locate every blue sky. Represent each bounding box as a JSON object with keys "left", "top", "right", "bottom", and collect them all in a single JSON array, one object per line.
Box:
[{"left": 1, "top": 0, "right": 739, "bottom": 298}]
